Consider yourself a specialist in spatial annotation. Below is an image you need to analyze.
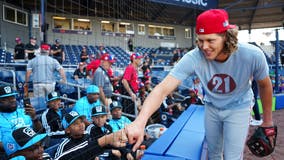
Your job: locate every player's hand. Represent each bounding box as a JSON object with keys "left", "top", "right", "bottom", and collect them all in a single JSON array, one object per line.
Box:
[{"left": 125, "top": 121, "right": 145, "bottom": 152}]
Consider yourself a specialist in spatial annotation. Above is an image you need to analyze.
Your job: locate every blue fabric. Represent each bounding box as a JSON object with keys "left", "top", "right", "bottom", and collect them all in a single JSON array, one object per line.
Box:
[
  {"left": 108, "top": 116, "right": 131, "bottom": 132},
  {"left": 72, "top": 97, "right": 100, "bottom": 122},
  {"left": 0, "top": 108, "right": 32, "bottom": 141},
  {"left": 86, "top": 85, "right": 99, "bottom": 94},
  {"left": 10, "top": 156, "right": 26, "bottom": 160}
]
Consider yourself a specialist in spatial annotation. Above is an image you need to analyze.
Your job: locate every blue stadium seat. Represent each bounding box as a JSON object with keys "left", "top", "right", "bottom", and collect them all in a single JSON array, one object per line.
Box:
[{"left": 30, "top": 97, "right": 46, "bottom": 114}]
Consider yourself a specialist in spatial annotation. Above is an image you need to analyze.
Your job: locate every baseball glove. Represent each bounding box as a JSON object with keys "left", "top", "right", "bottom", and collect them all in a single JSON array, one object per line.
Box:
[{"left": 246, "top": 126, "right": 277, "bottom": 157}]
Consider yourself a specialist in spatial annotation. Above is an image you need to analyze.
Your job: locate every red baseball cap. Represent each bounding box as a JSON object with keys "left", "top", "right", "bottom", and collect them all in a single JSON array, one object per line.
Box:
[
  {"left": 15, "top": 37, "right": 21, "bottom": 42},
  {"left": 196, "top": 9, "right": 236, "bottom": 34},
  {"left": 100, "top": 54, "right": 116, "bottom": 63},
  {"left": 40, "top": 44, "right": 50, "bottom": 51},
  {"left": 130, "top": 53, "right": 143, "bottom": 61}
]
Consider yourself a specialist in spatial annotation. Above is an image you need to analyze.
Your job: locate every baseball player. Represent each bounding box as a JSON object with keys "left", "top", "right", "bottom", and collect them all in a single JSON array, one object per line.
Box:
[{"left": 125, "top": 9, "right": 275, "bottom": 160}]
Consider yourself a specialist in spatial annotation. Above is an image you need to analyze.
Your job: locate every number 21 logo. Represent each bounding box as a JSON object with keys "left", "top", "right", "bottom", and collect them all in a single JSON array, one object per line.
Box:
[{"left": 207, "top": 74, "right": 236, "bottom": 94}]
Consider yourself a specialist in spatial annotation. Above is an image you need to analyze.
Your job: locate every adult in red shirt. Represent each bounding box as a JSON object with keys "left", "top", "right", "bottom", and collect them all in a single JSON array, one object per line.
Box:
[{"left": 121, "top": 53, "right": 143, "bottom": 119}]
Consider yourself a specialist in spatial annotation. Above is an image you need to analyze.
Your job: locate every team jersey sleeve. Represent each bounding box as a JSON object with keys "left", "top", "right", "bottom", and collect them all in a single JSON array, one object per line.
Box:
[
  {"left": 169, "top": 50, "right": 198, "bottom": 81},
  {"left": 252, "top": 48, "right": 269, "bottom": 81}
]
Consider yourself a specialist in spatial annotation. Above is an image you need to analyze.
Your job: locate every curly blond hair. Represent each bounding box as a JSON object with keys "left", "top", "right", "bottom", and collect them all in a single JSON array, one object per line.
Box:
[{"left": 221, "top": 28, "right": 239, "bottom": 55}]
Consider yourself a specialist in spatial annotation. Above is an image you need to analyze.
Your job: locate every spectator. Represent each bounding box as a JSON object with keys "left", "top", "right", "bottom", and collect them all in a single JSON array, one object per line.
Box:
[
  {"left": 137, "top": 82, "right": 148, "bottom": 106},
  {"left": 108, "top": 101, "right": 132, "bottom": 133},
  {"left": 73, "top": 62, "right": 90, "bottom": 81},
  {"left": 128, "top": 38, "right": 134, "bottom": 52},
  {"left": 160, "top": 91, "right": 184, "bottom": 118},
  {"left": 93, "top": 54, "right": 116, "bottom": 110},
  {"left": 25, "top": 36, "right": 39, "bottom": 60},
  {"left": 191, "top": 76, "right": 204, "bottom": 99},
  {"left": 54, "top": 111, "right": 127, "bottom": 160},
  {"left": 72, "top": 85, "right": 101, "bottom": 126},
  {"left": 80, "top": 46, "right": 89, "bottom": 63},
  {"left": 14, "top": 37, "right": 25, "bottom": 61},
  {"left": 121, "top": 53, "right": 143, "bottom": 118},
  {"left": 86, "top": 105, "right": 132, "bottom": 160},
  {"left": 2, "top": 127, "right": 50, "bottom": 160},
  {"left": 181, "top": 88, "right": 204, "bottom": 109},
  {"left": 0, "top": 85, "right": 42, "bottom": 152},
  {"left": 41, "top": 91, "right": 66, "bottom": 139},
  {"left": 170, "top": 49, "right": 180, "bottom": 65},
  {"left": 141, "top": 61, "right": 151, "bottom": 84},
  {"left": 50, "top": 39, "right": 65, "bottom": 64},
  {"left": 24, "top": 44, "right": 66, "bottom": 98},
  {"left": 125, "top": 9, "right": 274, "bottom": 159},
  {"left": 86, "top": 105, "right": 113, "bottom": 139},
  {"left": 98, "top": 43, "right": 106, "bottom": 58}
]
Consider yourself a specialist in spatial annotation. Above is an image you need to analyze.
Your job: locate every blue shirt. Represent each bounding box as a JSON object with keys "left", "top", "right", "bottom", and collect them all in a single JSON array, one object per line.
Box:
[
  {"left": 72, "top": 97, "right": 100, "bottom": 122},
  {"left": 109, "top": 116, "right": 131, "bottom": 132},
  {"left": 170, "top": 43, "right": 269, "bottom": 109},
  {"left": 0, "top": 108, "right": 32, "bottom": 142}
]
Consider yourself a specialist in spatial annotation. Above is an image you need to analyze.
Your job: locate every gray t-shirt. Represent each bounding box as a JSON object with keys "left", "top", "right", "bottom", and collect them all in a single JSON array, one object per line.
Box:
[
  {"left": 27, "top": 55, "right": 62, "bottom": 83},
  {"left": 170, "top": 43, "right": 269, "bottom": 109},
  {"left": 93, "top": 67, "right": 113, "bottom": 97}
]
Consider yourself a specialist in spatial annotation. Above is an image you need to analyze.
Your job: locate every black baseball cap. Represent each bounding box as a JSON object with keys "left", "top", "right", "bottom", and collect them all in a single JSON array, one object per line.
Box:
[
  {"left": 110, "top": 101, "right": 122, "bottom": 111},
  {"left": 30, "top": 36, "right": 36, "bottom": 40},
  {"left": 3, "top": 127, "right": 47, "bottom": 155},
  {"left": 92, "top": 105, "right": 107, "bottom": 116},
  {"left": 46, "top": 91, "right": 61, "bottom": 102},
  {"left": 0, "top": 85, "right": 17, "bottom": 98},
  {"left": 62, "top": 111, "right": 85, "bottom": 129}
]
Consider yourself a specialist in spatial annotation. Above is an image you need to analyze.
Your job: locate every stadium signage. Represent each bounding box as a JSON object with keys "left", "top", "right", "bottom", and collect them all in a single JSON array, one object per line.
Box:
[
  {"left": 148, "top": 0, "right": 217, "bottom": 10},
  {"left": 148, "top": 35, "right": 176, "bottom": 40},
  {"left": 52, "top": 29, "right": 92, "bottom": 35},
  {"left": 101, "top": 32, "right": 134, "bottom": 37}
]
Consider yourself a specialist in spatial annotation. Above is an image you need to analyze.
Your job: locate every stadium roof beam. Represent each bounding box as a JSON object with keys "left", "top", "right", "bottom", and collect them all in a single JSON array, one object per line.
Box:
[
  {"left": 150, "top": 4, "right": 167, "bottom": 21},
  {"left": 224, "top": 0, "right": 244, "bottom": 10},
  {"left": 178, "top": 10, "right": 194, "bottom": 25},
  {"left": 248, "top": 0, "right": 260, "bottom": 33}
]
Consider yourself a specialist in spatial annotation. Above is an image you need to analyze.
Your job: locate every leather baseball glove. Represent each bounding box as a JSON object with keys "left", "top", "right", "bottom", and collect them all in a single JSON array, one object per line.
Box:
[{"left": 246, "top": 126, "right": 277, "bottom": 157}]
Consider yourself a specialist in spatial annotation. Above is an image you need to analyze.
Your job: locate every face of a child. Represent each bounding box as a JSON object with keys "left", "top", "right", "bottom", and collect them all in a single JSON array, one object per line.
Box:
[
  {"left": 111, "top": 108, "right": 122, "bottom": 119},
  {"left": 48, "top": 99, "right": 61, "bottom": 111},
  {"left": 21, "top": 141, "right": 44, "bottom": 160},
  {"left": 92, "top": 114, "right": 107, "bottom": 127},
  {"left": 67, "top": 118, "right": 85, "bottom": 138}
]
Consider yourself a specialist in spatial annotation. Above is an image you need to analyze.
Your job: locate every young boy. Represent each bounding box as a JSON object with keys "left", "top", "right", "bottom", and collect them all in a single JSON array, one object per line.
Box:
[
  {"left": 41, "top": 91, "right": 66, "bottom": 137},
  {"left": 87, "top": 105, "right": 134, "bottom": 160},
  {"left": 54, "top": 111, "right": 127, "bottom": 160},
  {"left": 108, "top": 101, "right": 132, "bottom": 132},
  {"left": 2, "top": 126, "right": 50, "bottom": 160}
]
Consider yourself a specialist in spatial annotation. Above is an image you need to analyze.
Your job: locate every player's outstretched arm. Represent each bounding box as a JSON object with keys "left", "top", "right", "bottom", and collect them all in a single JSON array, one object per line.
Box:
[{"left": 126, "top": 75, "right": 181, "bottom": 151}]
